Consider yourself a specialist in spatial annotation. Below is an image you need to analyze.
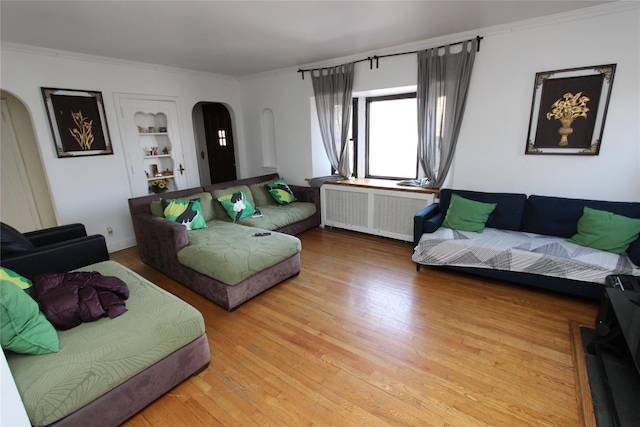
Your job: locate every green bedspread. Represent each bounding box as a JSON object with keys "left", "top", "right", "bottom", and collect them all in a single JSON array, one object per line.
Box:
[
  {"left": 6, "top": 261, "right": 205, "bottom": 427},
  {"left": 178, "top": 221, "right": 302, "bottom": 286}
]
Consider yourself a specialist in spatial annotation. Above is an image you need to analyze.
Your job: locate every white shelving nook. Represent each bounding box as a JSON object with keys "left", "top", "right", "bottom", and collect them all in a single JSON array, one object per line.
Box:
[
  {"left": 115, "top": 95, "right": 186, "bottom": 197},
  {"left": 136, "top": 114, "right": 176, "bottom": 194}
]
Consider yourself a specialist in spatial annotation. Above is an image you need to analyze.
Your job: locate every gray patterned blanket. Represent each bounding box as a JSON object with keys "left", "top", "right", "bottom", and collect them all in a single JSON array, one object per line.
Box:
[{"left": 412, "top": 227, "right": 640, "bottom": 284}]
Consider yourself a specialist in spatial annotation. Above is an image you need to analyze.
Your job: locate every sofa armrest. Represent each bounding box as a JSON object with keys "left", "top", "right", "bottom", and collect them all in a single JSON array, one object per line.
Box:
[
  {"left": 1, "top": 235, "right": 109, "bottom": 280},
  {"left": 23, "top": 223, "right": 87, "bottom": 247},
  {"left": 413, "top": 203, "right": 444, "bottom": 247},
  {"left": 130, "top": 213, "right": 190, "bottom": 267},
  {"left": 628, "top": 238, "right": 640, "bottom": 267},
  {"left": 289, "top": 185, "right": 320, "bottom": 209}
]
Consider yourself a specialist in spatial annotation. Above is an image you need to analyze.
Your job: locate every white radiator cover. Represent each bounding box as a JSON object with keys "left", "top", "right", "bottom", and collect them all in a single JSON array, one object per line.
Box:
[{"left": 321, "top": 184, "right": 435, "bottom": 242}]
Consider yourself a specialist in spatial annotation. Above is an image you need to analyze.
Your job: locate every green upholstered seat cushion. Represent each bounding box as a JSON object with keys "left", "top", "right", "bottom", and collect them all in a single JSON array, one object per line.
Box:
[
  {"left": 265, "top": 178, "right": 298, "bottom": 205},
  {"left": 177, "top": 222, "right": 301, "bottom": 286},
  {"left": 568, "top": 206, "right": 640, "bottom": 255},
  {"left": 234, "top": 202, "right": 317, "bottom": 230},
  {"left": 1, "top": 277, "right": 59, "bottom": 355},
  {"left": 6, "top": 260, "right": 206, "bottom": 427},
  {"left": 442, "top": 193, "right": 497, "bottom": 233}
]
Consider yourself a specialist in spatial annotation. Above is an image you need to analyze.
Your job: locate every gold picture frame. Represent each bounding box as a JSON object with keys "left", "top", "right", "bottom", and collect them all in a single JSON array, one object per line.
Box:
[
  {"left": 525, "top": 64, "right": 615, "bottom": 155},
  {"left": 42, "top": 87, "right": 114, "bottom": 157}
]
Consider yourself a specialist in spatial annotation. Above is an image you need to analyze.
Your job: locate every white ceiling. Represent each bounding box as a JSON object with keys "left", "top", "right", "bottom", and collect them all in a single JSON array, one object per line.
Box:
[{"left": 0, "top": 1, "right": 612, "bottom": 77}]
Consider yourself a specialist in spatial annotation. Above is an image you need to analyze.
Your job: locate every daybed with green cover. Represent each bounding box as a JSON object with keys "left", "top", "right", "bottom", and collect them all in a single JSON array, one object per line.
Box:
[
  {"left": 128, "top": 173, "right": 320, "bottom": 310},
  {"left": 1, "top": 223, "right": 210, "bottom": 427}
]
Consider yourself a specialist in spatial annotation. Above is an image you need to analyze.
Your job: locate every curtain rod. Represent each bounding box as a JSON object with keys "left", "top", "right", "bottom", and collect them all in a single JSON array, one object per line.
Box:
[{"left": 298, "top": 35, "right": 482, "bottom": 80}]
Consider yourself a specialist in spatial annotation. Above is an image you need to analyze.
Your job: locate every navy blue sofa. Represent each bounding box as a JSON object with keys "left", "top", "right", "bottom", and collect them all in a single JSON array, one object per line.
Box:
[{"left": 413, "top": 189, "right": 640, "bottom": 299}]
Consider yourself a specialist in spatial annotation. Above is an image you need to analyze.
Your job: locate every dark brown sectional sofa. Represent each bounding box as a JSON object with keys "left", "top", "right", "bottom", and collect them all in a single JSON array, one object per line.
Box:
[{"left": 128, "top": 173, "right": 321, "bottom": 310}]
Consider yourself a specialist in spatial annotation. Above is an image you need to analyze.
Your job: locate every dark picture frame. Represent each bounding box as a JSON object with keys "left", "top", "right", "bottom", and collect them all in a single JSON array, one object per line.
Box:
[
  {"left": 525, "top": 64, "right": 615, "bottom": 155},
  {"left": 42, "top": 87, "right": 113, "bottom": 157}
]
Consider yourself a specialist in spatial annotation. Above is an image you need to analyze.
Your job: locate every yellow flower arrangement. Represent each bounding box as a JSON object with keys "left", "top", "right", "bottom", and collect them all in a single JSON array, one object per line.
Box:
[{"left": 149, "top": 179, "right": 168, "bottom": 193}]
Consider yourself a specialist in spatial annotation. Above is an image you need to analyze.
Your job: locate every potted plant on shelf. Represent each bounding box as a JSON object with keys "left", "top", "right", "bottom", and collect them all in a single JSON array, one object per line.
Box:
[{"left": 149, "top": 179, "right": 169, "bottom": 193}]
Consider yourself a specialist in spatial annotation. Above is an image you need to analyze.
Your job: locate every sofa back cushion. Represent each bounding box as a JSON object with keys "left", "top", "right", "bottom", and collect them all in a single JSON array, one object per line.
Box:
[
  {"left": 521, "top": 195, "right": 640, "bottom": 238},
  {"left": 249, "top": 179, "right": 279, "bottom": 207},
  {"left": 150, "top": 192, "right": 217, "bottom": 222},
  {"left": 128, "top": 186, "right": 206, "bottom": 216},
  {"left": 439, "top": 189, "right": 527, "bottom": 231},
  {"left": 1, "top": 223, "right": 35, "bottom": 256}
]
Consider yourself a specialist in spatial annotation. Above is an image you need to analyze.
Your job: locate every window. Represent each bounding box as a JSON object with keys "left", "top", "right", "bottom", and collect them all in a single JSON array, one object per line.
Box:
[
  {"left": 315, "top": 87, "right": 418, "bottom": 180},
  {"left": 364, "top": 93, "right": 417, "bottom": 180},
  {"left": 218, "top": 129, "right": 227, "bottom": 147}
]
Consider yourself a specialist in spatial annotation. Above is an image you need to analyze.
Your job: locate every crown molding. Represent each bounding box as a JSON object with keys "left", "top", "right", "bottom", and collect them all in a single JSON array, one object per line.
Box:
[
  {"left": 241, "top": 1, "right": 637, "bottom": 81},
  {"left": 0, "top": 42, "right": 239, "bottom": 82},
  {"left": 1, "top": 1, "right": 635, "bottom": 83}
]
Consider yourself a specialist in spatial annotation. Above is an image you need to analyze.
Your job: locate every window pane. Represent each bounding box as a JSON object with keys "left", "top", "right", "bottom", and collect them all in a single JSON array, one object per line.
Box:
[{"left": 367, "top": 97, "right": 417, "bottom": 179}]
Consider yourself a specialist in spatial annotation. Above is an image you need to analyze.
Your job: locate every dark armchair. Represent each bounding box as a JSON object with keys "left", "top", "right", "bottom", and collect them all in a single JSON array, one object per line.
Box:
[{"left": 0, "top": 222, "right": 109, "bottom": 280}]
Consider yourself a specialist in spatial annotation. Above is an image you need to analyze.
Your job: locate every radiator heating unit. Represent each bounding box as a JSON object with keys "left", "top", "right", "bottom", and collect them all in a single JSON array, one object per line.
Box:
[{"left": 320, "top": 184, "right": 435, "bottom": 242}]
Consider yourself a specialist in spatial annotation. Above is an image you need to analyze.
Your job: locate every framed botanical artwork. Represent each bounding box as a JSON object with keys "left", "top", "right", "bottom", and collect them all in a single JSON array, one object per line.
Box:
[
  {"left": 525, "top": 64, "right": 616, "bottom": 155},
  {"left": 42, "top": 87, "right": 113, "bottom": 157}
]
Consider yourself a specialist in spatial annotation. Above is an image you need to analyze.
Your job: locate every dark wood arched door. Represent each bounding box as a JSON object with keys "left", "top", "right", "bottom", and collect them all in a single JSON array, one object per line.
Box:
[{"left": 202, "top": 103, "right": 237, "bottom": 183}]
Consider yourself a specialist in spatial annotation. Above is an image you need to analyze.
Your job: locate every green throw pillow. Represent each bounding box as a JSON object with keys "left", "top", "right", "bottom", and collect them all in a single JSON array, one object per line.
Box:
[
  {"left": 1, "top": 279, "right": 59, "bottom": 354},
  {"left": 567, "top": 206, "right": 640, "bottom": 255},
  {"left": 442, "top": 193, "right": 497, "bottom": 233},
  {"left": 217, "top": 191, "right": 256, "bottom": 222},
  {"left": 266, "top": 178, "right": 298, "bottom": 205},
  {"left": 0, "top": 266, "right": 32, "bottom": 291},
  {"left": 161, "top": 198, "right": 208, "bottom": 230}
]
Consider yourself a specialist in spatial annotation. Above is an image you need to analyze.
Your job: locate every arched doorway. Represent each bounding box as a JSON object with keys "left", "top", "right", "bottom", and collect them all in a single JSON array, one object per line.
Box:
[
  {"left": 195, "top": 102, "right": 237, "bottom": 185},
  {"left": 0, "top": 91, "right": 57, "bottom": 231}
]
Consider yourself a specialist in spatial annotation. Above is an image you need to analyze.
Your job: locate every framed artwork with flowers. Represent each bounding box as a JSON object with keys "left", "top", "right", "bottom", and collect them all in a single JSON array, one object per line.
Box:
[
  {"left": 42, "top": 87, "right": 114, "bottom": 157},
  {"left": 524, "top": 64, "right": 616, "bottom": 155}
]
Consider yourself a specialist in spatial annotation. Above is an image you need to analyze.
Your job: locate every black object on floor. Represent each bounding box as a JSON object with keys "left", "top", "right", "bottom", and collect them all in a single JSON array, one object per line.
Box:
[{"left": 581, "top": 326, "right": 640, "bottom": 427}]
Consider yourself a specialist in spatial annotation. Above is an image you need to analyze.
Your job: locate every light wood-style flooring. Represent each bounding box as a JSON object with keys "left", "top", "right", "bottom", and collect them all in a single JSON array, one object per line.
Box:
[{"left": 113, "top": 227, "right": 599, "bottom": 426}]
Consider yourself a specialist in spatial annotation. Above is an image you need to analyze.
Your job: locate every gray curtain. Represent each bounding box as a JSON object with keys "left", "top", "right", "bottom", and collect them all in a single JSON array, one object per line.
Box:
[
  {"left": 311, "top": 63, "right": 354, "bottom": 179},
  {"left": 417, "top": 39, "right": 477, "bottom": 188}
]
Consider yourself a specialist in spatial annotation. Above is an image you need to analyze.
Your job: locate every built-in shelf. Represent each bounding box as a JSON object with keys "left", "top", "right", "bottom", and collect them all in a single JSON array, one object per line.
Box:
[
  {"left": 146, "top": 175, "right": 174, "bottom": 182},
  {"left": 116, "top": 94, "right": 185, "bottom": 197},
  {"left": 142, "top": 154, "right": 172, "bottom": 159},
  {"left": 135, "top": 112, "right": 176, "bottom": 194}
]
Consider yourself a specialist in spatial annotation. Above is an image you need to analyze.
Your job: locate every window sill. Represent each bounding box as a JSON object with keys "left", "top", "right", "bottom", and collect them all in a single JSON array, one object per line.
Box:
[{"left": 324, "top": 178, "right": 439, "bottom": 195}]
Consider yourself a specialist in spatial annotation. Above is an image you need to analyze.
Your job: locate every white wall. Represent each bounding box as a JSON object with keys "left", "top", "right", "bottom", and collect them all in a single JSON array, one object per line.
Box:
[
  {"left": 1, "top": 3, "right": 638, "bottom": 254},
  {"left": 453, "top": 5, "right": 640, "bottom": 201},
  {"left": 0, "top": 47, "right": 244, "bottom": 251},
  {"left": 240, "top": 72, "right": 317, "bottom": 184},
  {"left": 240, "top": 3, "right": 640, "bottom": 201}
]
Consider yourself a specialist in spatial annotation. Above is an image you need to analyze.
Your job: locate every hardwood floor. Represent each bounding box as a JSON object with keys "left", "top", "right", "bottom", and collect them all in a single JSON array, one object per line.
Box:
[{"left": 113, "top": 227, "right": 599, "bottom": 427}]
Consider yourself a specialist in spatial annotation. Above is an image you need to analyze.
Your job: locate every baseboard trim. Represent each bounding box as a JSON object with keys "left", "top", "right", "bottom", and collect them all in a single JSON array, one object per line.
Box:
[{"left": 570, "top": 320, "right": 597, "bottom": 427}]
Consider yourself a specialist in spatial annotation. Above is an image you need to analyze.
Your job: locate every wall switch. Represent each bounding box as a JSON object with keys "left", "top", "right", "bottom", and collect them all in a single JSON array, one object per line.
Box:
[{"left": 106, "top": 226, "right": 113, "bottom": 235}]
